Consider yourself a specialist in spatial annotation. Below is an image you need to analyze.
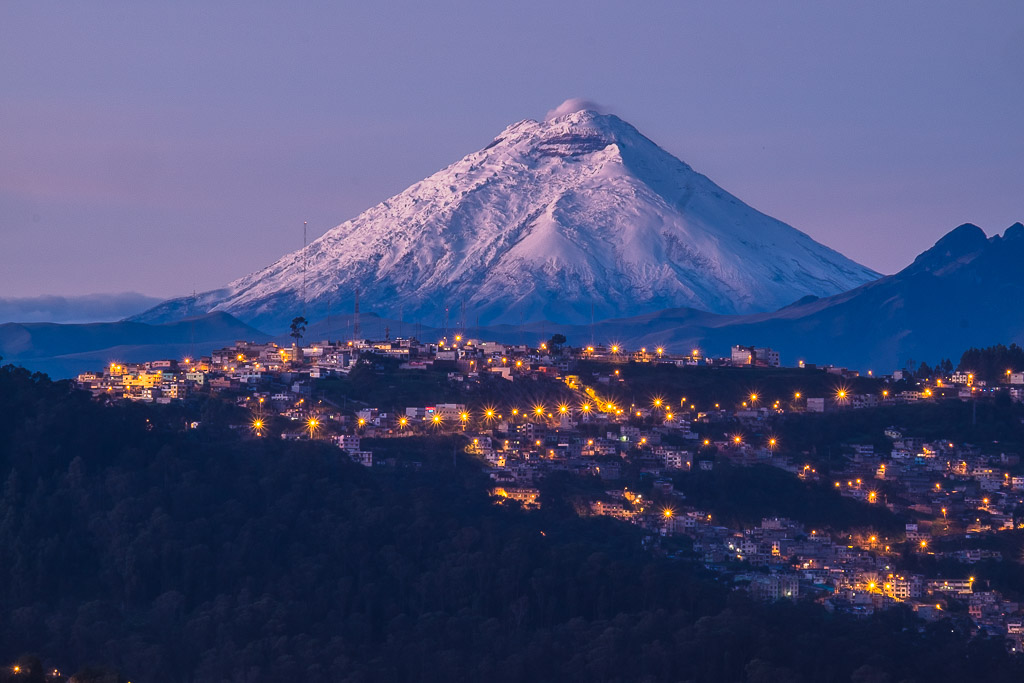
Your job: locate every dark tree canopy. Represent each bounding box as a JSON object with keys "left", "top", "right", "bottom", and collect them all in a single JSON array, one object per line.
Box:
[
  {"left": 959, "top": 343, "right": 1024, "bottom": 383},
  {"left": 1, "top": 363, "right": 1023, "bottom": 682}
]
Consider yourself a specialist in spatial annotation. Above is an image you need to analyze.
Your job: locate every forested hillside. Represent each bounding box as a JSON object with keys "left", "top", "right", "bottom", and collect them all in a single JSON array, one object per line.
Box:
[{"left": 1, "top": 364, "right": 1021, "bottom": 682}]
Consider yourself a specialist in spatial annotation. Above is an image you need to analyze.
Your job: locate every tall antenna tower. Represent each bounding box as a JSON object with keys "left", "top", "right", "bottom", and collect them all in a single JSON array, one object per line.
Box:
[
  {"left": 353, "top": 286, "right": 361, "bottom": 342},
  {"left": 591, "top": 303, "right": 595, "bottom": 347},
  {"left": 188, "top": 288, "right": 196, "bottom": 360},
  {"left": 460, "top": 299, "right": 466, "bottom": 337}
]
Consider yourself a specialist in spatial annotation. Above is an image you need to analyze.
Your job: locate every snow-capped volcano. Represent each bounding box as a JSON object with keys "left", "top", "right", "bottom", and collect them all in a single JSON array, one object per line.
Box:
[{"left": 135, "top": 103, "right": 879, "bottom": 330}]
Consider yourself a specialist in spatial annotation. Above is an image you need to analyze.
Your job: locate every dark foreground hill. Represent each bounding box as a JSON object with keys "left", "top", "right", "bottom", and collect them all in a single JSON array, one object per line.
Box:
[{"left": 1, "top": 364, "right": 1022, "bottom": 683}]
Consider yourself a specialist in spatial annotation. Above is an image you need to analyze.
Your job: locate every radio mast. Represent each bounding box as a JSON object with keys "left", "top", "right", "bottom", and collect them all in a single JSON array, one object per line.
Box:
[
  {"left": 301, "top": 221, "right": 308, "bottom": 318},
  {"left": 353, "top": 286, "right": 361, "bottom": 342}
]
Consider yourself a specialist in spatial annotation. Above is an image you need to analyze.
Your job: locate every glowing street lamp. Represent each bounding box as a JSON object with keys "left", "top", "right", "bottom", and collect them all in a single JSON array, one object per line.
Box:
[{"left": 306, "top": 417, "right": 320, "bottom": 439}]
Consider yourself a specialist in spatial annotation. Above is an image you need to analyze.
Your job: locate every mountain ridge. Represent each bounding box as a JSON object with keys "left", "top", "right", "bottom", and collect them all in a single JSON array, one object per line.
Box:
[
  {"left": 545, "top": 222, "right": 1024, "bottom": 370},
  {"left": 132, "top": 104, "right": 878, "bottom": 331},
  {"left": 0, "top": 312, "right": 268, "bottom": 379}
]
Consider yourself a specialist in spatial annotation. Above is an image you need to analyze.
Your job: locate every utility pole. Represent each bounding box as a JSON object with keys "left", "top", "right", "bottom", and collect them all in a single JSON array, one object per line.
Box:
[
  {"left": 302, "top": 221, "right": 308, "bottom": 318},
  {"left": 326, "top": 292, "right": 332, "bottom": 343},
  {"left": 353, "top": 286, "right": 361, "bottom": 343},
  {"left": 188, "top": 288, "right": 196, "bottom": 360}
]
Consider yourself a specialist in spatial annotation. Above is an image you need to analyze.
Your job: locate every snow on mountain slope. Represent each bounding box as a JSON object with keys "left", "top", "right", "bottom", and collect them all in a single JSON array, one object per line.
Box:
[{"left": 135, "top": 103, "right": 879, "bottom": 331}]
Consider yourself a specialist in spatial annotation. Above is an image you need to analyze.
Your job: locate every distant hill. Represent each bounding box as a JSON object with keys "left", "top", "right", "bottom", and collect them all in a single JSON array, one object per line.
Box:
[
  {"left": 10, "top": 223, "right": 1022, "bottom": 378},
  {"left": 0, "top": 312, "right": 268, "bottom": 378},
  {"left": 501, "top": 222, "right": 1023, "bottom": 371}
]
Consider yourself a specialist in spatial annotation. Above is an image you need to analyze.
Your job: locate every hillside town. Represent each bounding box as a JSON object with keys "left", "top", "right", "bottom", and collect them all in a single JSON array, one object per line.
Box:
[{"left": 73, "top": 335, "right": 1024, "bottom": 650}]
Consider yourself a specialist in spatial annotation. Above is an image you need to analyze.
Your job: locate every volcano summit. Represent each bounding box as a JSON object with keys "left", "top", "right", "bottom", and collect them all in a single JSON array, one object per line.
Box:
[{"left": 136, "top": 103, "right": 879, "bottom": 331}]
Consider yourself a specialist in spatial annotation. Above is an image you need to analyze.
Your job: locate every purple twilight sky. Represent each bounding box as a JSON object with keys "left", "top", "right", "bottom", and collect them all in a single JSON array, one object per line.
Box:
[{"left": 2, "top": 1, "right": 1023, "bottom": 306}]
